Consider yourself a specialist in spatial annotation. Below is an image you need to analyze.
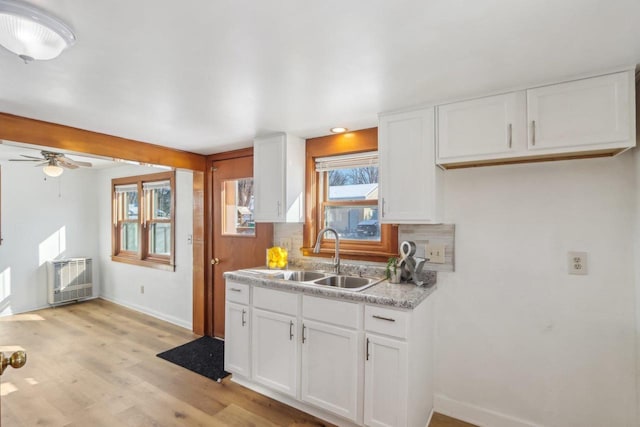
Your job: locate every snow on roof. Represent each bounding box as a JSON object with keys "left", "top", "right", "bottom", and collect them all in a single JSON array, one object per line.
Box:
[{"left": 329, "top": 183, "right": 378, "bottom": 200}]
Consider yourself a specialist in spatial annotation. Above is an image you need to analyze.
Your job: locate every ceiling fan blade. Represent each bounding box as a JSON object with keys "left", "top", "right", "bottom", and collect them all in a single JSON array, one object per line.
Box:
[
  {"left": 9, "top": 159, "right": 41, "bottom": 162},
  {"left": 21, "top": 154, "right": 46, "bottom": 160},
  {"left": 56, "top": 158, "right": 79, "bottom": 169},
  {"left": 59, "top": 156, "right": 92, "bottom": 168},
  {"left": 33, "top": 162, "right": 48, "bottom": 167}
]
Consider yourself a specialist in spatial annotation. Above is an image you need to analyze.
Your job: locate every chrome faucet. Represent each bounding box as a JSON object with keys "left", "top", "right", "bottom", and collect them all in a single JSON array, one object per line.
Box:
[{"left": 313, "top": 227, "right": 340, "bottom": 274}]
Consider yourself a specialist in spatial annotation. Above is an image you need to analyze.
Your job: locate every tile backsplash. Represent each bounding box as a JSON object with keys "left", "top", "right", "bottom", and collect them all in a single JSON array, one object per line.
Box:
[{"left": 274, "top": 223, "right": 455, "bottom": 272}]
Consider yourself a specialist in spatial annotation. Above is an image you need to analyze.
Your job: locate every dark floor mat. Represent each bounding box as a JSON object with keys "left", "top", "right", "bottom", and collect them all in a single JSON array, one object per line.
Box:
[{"left": 156, "top": 336, "right": 230, "bottom": 382}]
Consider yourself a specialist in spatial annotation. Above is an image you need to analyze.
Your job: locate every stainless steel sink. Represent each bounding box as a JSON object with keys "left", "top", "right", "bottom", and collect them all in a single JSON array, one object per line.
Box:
[
  {"left": 311, "top": 275, "right": 384, "bottom": 292},
  {"left": 282, "top": 271, "right": 327, "bottom": 282}
]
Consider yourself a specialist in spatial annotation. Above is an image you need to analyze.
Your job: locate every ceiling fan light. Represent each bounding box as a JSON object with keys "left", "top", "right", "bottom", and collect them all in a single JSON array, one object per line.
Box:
[
  {"left": 43, "top": 163, "right": 63, "bottom": 177},
  {"left": 0, "top": 0, "right": 76, "bottom": 61}
]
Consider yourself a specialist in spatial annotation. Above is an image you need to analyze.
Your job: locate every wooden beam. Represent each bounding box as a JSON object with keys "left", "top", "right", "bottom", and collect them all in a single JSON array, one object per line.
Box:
[{"left": 0, "top": 112, "right": 206, "bottom": 171}]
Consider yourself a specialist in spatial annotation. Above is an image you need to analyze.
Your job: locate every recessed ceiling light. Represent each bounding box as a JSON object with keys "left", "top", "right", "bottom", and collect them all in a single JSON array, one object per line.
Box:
[{"left": 330, "top": 127, "right": 348, "bottom": 134}]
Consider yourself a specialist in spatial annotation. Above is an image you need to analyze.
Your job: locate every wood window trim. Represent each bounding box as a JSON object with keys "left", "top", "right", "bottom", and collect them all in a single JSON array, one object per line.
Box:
[
  {"left": 111, "top": 171, "right": 176, "bottom": 271},
  {"left": 302, "top": 128, "right": 398, "bottom": 263}
]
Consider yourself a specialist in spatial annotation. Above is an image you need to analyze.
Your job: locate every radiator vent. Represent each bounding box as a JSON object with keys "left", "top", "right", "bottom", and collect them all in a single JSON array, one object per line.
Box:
[{"left": 47, "top": 258, "right": 93, "bottom": 305}]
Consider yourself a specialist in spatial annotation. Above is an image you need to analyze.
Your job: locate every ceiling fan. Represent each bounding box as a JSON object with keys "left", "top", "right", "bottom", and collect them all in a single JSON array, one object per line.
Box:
[{"left": 9, "top": 151, "right": 92, "bottom": 177}]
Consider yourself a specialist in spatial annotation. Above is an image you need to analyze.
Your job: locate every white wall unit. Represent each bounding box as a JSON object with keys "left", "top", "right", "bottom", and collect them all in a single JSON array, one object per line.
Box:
[
  {"left": 436, "top": 70, "right": 636, "bottom": 168},
  {"left": 378, "top": 108, "right": 443, "bottom": 223},
  {"left": 527, "top": 71, "right": 633, "bottom": 151},
  {"left": 437, "top": 91, "right": 527, "bottom": 163},
  {"left": 253, "top": 133, "right": 305, "bottom": 223}
]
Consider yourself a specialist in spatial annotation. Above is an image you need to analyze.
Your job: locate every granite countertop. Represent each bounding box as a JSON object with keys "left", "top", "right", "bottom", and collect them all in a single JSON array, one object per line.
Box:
[{"left": 224, "top": 269, "right": 437, "bottom": 310}]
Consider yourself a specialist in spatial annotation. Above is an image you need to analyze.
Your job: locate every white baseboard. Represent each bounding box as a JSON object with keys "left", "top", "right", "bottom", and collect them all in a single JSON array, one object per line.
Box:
[
  {"left": 99, "top": 295, "right": 192, "bottom": 330},
  {"left": 434, "top": 394, "right": 542, "bottom": 427},
  {"left": 0, "top": 296, "right": 99, "bottom": 317}
]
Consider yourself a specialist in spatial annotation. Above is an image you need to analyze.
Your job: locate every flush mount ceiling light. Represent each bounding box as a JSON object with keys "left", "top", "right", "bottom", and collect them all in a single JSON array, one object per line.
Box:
[
  {"left": 330, "top": 127, "right": 348, "bottom": 134},
  {"left": 42, "top": 159, "right": 63, "bottom": 177},
  {"left": 0, "top": 0, "right": 76, "bottom": 63}
]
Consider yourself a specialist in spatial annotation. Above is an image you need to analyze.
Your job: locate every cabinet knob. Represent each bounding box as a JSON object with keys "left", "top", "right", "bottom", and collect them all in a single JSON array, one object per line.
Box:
[{"left": 0, "top": 351, "right": 27, "bottom": 376}]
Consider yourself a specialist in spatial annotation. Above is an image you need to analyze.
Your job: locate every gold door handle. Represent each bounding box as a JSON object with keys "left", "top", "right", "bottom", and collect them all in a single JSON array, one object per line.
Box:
[
  {"left": 211, "top": 258, "right": 220, "bottom": 265},
  {"left": 0, "top": 351, "right": 27, "bottom": 376}
]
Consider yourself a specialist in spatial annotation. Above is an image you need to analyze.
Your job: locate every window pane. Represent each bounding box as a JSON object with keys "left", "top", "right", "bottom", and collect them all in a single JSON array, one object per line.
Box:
[
  {"left": 149, "top": 223, "right": 171, "bottom": 255},
  {"left": 150, "top": 185, "right": 171, "bottom": 219},
  {"left": 328, "top": 167, "right": 378, "bottom": 201},
  {"left": 323, "top": 205, "right": 380, "bottom": 241},
  {"left": 222, "top": 178, "right": 255, "bottom": 236},
  {"left": 121, "top": 223, "right": 139, "bottom": 251},
  {"left": 123, "top": 191, "right": 139, "bottom": 220}
]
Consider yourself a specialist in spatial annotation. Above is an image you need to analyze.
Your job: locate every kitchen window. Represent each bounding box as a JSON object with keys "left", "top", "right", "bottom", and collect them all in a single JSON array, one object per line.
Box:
[
  {"left": 303, "top": 128, "right": 397, "bottom": 261},
  {"left": 111, "top": 171, "right": 175, "bottom": 270}
]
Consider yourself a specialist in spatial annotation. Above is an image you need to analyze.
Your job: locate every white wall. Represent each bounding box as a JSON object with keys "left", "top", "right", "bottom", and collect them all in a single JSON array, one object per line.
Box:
[
  {"left": 0, "top": 165, "right": 100, "bottom": 315},
  {"left": 435, "top": 153, "right": 637, "bottom": 427},
  {"left": 97, "top": 165, "right": 193, "bottom": 329}
]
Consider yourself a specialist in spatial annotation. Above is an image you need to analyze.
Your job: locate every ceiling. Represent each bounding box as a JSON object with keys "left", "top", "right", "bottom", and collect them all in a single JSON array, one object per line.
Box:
[{"left": 0, "top": 0, "right": 639, "bottom": 155}]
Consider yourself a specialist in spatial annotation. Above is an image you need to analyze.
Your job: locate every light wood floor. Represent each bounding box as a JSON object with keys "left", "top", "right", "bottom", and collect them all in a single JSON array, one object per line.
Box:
[{"left": 0, "top": 299, "right": 474, "bottom": 427}]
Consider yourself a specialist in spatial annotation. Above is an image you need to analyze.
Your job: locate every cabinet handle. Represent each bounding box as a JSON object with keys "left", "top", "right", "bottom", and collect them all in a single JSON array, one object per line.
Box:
[
  {"left": 289, "top": 320, "right": 294, "bottom": 340},
  {"left": 508, "top": 123, "right": 512, "bottom": 148},
  {"left": 302, "top": 324, "right": 307, "bottom": 343},
  {"left": 372, "top": 315, "right": 396, "bottom": 322},
  {"left": 381, "top": 198, "right": 386, "bottom": 217},
  {"left": 277, "top": 201, "right": 282, "bottom": 216},
  {"left": 366, "top": 338, "right": 370, "bottom": 361},
  {"left": 531, "top": 120, "right": 536, "bottom": 146},
  {"left": 229, "top": 288, "right": 242, "bottom": 292},
  {"left": 241, "top": 309, "right": 246, "bottom": 327}
]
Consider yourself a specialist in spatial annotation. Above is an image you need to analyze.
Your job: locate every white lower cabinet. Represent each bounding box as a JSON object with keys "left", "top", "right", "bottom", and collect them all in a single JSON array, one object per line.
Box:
[
  {"left": 224, "top": 279, "right": 434, "bottom": 427},
  {"left": 364, "top": 334, "right": 408, "bottom": 427},
  {"left": 252, "top": 308, "right": 298, "bottom": 397},
  {"left": 224, "top": 302, "right": 251, "bottom": 377}
]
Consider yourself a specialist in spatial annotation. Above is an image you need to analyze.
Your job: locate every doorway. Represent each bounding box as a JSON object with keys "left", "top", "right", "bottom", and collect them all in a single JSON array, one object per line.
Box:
[{"left": 210, "top": 155, "right": 273, "bottom": 338}]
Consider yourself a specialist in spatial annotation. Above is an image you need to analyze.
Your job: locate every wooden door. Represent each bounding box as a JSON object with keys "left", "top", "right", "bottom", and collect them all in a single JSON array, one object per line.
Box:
[{"left": 211, "top": 156, "right": 273, "bottom": 338}]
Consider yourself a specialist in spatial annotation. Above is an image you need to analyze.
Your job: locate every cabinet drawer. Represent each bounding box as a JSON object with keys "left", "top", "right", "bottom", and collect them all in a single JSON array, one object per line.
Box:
[
  {"left": 253, "top": 286, "right": 298, "bottom": 316},
  {"left": 302, "top": 295, "right": 361, "bottom": 329},
  {"left": 365, "top": 305, "right": 409, "bottom": 339},
  {"left": 226, "top": 281, "right": 250, "bottom": 305}
]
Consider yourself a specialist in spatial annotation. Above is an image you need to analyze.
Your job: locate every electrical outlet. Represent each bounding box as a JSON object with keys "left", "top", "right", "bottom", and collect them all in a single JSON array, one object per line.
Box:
[
  {"left": 426, "top": 243, "right": 446, "bottom": 264},
  {"left": 568, "top": 251, "right": 588, "bottom": 275},
  {"left": 140, "top": 285, "right": 144, "bottom": 294},
  {"left": 278, "top": 238, "right": 292, "bottom": 251}
]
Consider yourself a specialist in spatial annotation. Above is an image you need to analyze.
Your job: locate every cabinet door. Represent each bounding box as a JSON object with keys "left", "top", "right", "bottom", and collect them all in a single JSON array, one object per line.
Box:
[
  {"left": 437, "top": 92, "right": 526, "bottom": 162},
  {"left": 364, "top": 334, "right": 408, "bottom": 427},
  {"left": 301, "top": 320, "right": 361, "bottom": 422},
  {"left": 527, "top": 72, "right": 632, "bottom": 151},
  {"left": 224, "top": 302, "right": 250, "bottom": 377},
  {"left": 378, "top": 108, "right": 441, "bottom": 223},
  {"left": 251, "top": 308, "right": 298, "bottom": 397},
  {"left": 253, "top": 134, "right": 285, "bottom": 222}
]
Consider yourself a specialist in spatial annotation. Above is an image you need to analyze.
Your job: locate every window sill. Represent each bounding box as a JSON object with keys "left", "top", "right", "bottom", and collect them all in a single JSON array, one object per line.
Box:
[{"left": 111, "top": 255, "right": 175, "bottom": 272}]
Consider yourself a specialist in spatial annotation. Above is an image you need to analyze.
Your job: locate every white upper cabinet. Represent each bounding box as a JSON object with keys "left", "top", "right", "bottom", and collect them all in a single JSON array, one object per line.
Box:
[
  {"left": 527, "top": 71, "right": 634, "bottom": 151},
  {"left": 378, "top": 108, "right": 442, "bottom": 224},
  {"left": 253, "top": 133, "right": 305, "bottom": 222},
  {"left": 437, "top": 91, "right": 527, "bottom": 163},
  {"left": 436, "top": 70, "right": 636, "bottom": 168}
]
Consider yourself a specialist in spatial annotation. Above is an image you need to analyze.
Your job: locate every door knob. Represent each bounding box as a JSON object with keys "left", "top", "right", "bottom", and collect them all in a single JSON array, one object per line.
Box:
[
  {"left": 211, "top": 258, "right": 220, "bottom": 265},
  {"left": 0, "top": 350, "right": 27, "bottom": 376}
]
